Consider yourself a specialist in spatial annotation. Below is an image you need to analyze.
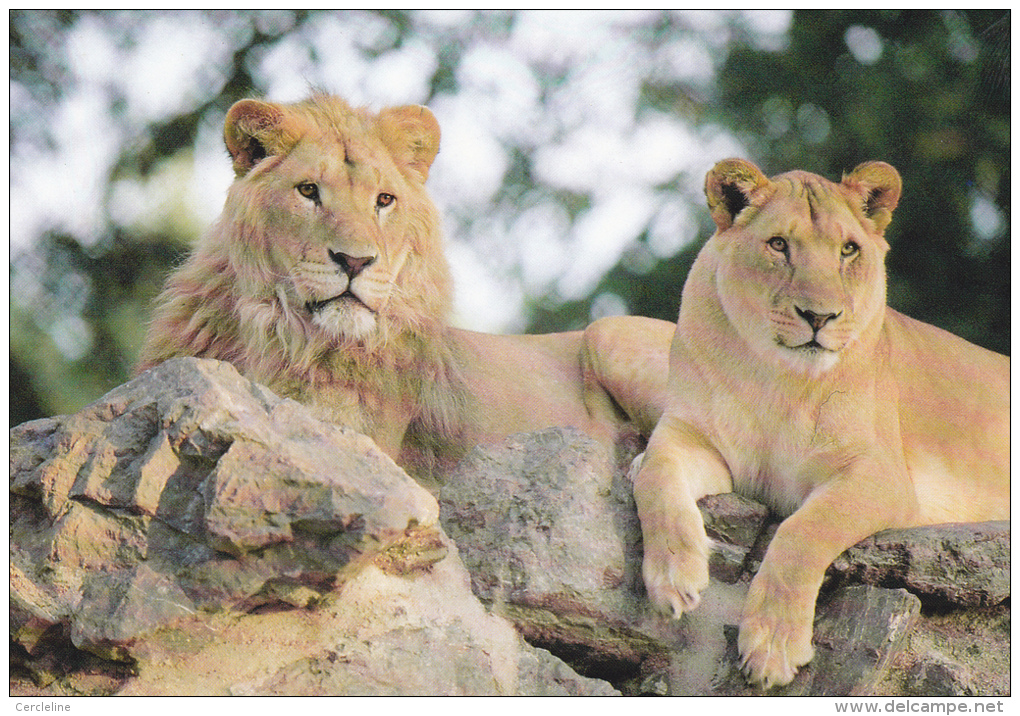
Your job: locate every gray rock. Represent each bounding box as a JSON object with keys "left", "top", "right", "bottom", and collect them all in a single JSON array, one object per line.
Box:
[
  {"left": 873, "top": 603, "right": 1010, "bottom": 697},
  {"left": 829, "top": 522, "right": 1010, "bottom": 608},
  {"left": 698, "top": 492, "right": 771, "bottom": 550},
  {"left": 440, "top": 428, "right": 642, "bottom": 611},
  {"left": 440, "top": 428, "right": 677, "bottom": 684},
  {"left": 784, "top": 585, "right": 922, "bottom": 696},
  {"left": 439, "top": 427, "right": 1008, "bottom": 696},
  {"left": 11, "top": 359, "right": 442, "bottom": 650},
  {"left": 697, "top": 492, "right": 770, "bottom": 583},
  {"left": 71, "top": 565, "right": 198, "bottom": 661},
  {"left": 903, "top": 655, "right": 979, "bottom": 697},
  {"left": 121, "top": 536, "right": 617, "bottom": 696},
  {"left": 10, "top": 358, "right": 610, "bottom": 696},
  {"left": 440, "top": 430, "right": 771, "bottom": 693}
]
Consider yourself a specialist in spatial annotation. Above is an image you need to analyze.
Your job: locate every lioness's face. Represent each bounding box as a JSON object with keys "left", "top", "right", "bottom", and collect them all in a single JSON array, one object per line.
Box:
[{"left": 714, "top": 175, "right": 889, "bottom": 373}]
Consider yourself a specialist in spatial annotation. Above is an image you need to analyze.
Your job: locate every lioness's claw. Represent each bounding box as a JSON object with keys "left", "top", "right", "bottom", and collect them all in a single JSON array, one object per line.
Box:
[
  {"left": 647, "top": 576, "right": 703, "bottom": 617},
  {"left": 737, "top": 605, "right": 814, "bottom": 688},
  {"left": 641, "top": 535, "right": 710, "bottom": 618}
]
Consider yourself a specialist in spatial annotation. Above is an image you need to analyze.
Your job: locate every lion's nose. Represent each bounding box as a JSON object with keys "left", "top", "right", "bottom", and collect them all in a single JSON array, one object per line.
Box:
[
  {"left": 329, "top": 250, "right": 376, "bottom": 279},
  {"left": 795, "top": 306, "right": 841, "bottom": 333}
]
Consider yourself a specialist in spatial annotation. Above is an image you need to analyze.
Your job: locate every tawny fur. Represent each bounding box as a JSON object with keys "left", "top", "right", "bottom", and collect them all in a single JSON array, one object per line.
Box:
[
  {"left": 139, "top": 94, "right": 675, "bottom": 480},
  {"left": 634, "top": 158, "right": 1009, "bottom": 688}
]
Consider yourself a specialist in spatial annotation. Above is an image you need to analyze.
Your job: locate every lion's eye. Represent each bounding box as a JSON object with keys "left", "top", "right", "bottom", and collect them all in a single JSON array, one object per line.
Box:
[
  {"left": 376, "top": 193, "right": 396, "bottom": 209},
  {"left": 297, "top": 182, "right": 320, "bottom": 202},
  {"left": 841, "top": 241, "right": 860, "bottom": 257},
  {"left": 767, "top": 236, "right": 788, "bottom": 254}
]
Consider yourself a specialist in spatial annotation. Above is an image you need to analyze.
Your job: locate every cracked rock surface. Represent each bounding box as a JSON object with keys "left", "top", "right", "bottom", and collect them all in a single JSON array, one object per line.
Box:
[{"left": 10, "top": 358, "right": 615, "bottom": 696}]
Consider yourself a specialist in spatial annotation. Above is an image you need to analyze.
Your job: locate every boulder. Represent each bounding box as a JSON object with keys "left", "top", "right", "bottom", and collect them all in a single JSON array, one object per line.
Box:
[
  {"left": 9, "top": 358, "right": 615, "bottom": 696},
  {"left": 828, "top": 522, "right": 1010, "bottom": 608}
]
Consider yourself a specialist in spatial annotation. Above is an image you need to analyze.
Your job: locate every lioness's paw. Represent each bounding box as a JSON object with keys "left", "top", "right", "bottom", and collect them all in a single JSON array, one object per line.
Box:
[
  {"left": 737, "top": 582, "right": 815, "bottom": 688},
  {"left": 641, "top": 528, "right": 710, "bottom": 617}
]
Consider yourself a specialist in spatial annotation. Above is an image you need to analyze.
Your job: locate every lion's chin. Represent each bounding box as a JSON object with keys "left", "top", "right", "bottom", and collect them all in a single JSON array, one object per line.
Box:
[{"left": 308, "top": 296, "right": 379, "bottom": 341}]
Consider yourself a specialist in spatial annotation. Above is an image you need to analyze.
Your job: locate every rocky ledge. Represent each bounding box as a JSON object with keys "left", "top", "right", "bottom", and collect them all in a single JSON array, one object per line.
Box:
[{"left": 9, "top": 358, "right": 1010, "bottom": 696}]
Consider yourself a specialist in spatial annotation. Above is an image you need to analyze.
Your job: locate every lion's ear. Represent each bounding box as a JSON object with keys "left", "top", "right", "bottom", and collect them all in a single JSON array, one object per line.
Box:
[
  {"left": 842, "top": 161, "right": 901, "bottom": 234},
  {"left": 704, "top": 158, "right": 772, "bottom": 231},
  {"left": 223, "top": 99, "right": 301, "bottom": 176},
  {"left": 377, "top": 105, "right": 441, "bottom": 182}
]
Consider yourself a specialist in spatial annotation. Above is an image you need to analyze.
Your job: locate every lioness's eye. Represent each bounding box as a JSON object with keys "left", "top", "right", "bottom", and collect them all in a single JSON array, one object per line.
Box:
[
  {"left": 297, "top": 182, "right": 320, "bottom": 202},
  {"left": 376, "top": 193, "right": 396, "bottom": 209},
  {"left": 841, "top": 241, "right": 860, "bottom": 257},
  {"left": 767, "top": 236, "right": 788, "bottom": 253}
]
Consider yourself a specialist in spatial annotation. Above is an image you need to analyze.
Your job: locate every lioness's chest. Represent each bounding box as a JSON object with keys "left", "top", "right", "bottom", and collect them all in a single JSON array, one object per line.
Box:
[{"left": 703, "top": 390, "right": 845, "bottom": 516}]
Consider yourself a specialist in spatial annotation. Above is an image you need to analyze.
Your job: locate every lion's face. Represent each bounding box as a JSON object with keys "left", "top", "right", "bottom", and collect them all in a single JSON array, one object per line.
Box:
[
  {"left": 222, "top": 97, "right": 450, "bottom": 345},
  {"left": 703, "top": 160, "right": 901, "bottom": 373},
  {"left": 248, "top": 137, "right": 413, "bottom": 341}
]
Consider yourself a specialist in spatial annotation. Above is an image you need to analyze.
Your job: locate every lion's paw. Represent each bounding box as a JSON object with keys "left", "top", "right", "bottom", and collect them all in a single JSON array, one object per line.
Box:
[
  {"left": 737, "top": 584, "right": 815, "bottom": 688},
  {"left": 641, "top": 526, "right": 711, "bottom": 617}
]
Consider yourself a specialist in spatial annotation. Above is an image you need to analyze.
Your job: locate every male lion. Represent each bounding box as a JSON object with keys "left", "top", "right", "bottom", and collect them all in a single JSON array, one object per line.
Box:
[
  {"left": 633, "top": 158, "right": 1010, "bottom": 687},
  {"left": 138, "top": 94, "right": 673, "bottom": 481}
]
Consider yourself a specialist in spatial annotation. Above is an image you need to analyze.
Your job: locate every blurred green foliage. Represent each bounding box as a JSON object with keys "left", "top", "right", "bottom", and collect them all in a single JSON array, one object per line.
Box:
[
  {"left": 533, "top": 11, "right": 1010, "bottom": 349},
  {"left": 9, "top": 10, "right": 1009, "bottom": 425}
]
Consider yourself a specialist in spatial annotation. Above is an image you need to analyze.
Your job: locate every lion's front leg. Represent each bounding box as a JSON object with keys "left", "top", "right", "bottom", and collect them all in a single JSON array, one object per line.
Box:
[
  {"left": 633, "top": 415, "right": 731, "bottom": 616},
  {"left": 737, "top": 471, "right": 914, "bottom": 687}
]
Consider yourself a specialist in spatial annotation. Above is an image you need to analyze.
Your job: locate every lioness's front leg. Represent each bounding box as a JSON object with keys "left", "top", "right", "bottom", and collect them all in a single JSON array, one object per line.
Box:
[
  {"left": 633, "top": 414, "right": 731, "bottom": 615},
  {"left": 738, "top": 468, "right": 915, "bottom": 687}
]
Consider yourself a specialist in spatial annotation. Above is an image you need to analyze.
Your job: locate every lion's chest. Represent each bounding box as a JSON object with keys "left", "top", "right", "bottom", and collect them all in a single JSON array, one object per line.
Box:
[{"left": 303, "top": 383, "right": 414, "bottom": 459}]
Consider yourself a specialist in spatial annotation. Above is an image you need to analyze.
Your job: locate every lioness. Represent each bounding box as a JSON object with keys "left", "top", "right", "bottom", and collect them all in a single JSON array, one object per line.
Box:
[
  {"left": 634, "top": 158, "right": 1010, "bottom": 687},
  {"left": 138, "top": 94, "right": 673, "bottom": 481}
]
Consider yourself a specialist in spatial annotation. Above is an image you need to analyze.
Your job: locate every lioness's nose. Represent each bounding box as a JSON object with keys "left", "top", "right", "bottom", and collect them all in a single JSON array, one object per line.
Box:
[
  {"left": 329, "top": 250, "right": 376, "bottom": 279},
  {"left": 795, "top": 307, "right": 841, "bottom": 332}
]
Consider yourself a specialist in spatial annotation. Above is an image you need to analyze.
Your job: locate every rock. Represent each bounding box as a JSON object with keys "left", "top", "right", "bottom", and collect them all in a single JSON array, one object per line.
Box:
[
  {"left": 439, "top": 430, "right": 767, "bottom": 693},
  {"left": 828, "top": 522, "right": 1010, "bottom": 608},
  {"left": 11, "top": 359, "right": 441, "bottom": 652},
  {"left": 439, "top": 428, "right": 1009, "bottom": 696},
  {"left": 872, "top": 603, "right": 1011, "bottom": 697},
  {"left": 698, "top": 492, "right": 771, "bottom": 550},
  {"left": 10, "top": 358, "right": 612, "bottom": 696},
  {"left": 782, "top": 586, "right": 922, "bottom": 696},
  {"left": 71, "top": 564, "right": 198, "bottom": 662},
  {"left": 702, "top": 585, "right": 923, "bottom": 696},
  {"left": 439, "top": 428, "right": 675, "bottom": 685},
  {"left": 903, "top": 654, "right": 979, "bottom": 696},
  {"left": 120, "top": 535, "right": 616, "bottom": 696},
  {"left": 10, "top": 359, "right": 1009, "bottom": 696},
  {"left": 698, "top": 492, "right": 770, "bottom": 584},
  {"left": 440, "top": 428, "right": 641, "bottom": 611}
]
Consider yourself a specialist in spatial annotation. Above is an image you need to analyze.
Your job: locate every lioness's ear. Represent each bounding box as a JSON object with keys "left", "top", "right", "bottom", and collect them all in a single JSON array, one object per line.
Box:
[
  {"left": 842, "top": 161, "right": 902, "bottom": 233},
  {"left": 705, "top": 158, "right": 771, "bottom": 231},
  {"left": 377, "top": 105, "right": 441, "bottom": 182},
  {"left": 224, "top": 99, "right": 301, "bottom": 176}
]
